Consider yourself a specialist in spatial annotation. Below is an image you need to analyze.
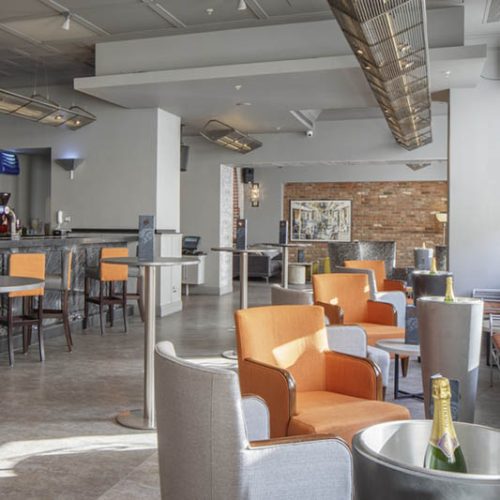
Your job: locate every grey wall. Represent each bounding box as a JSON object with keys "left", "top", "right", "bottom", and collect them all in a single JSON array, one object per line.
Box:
[
  {"left": 449, "top": 72, "right": 500, "bottom": 294},
  {"left": 0, "top": 86, "right": 179, "bottom": 231}
]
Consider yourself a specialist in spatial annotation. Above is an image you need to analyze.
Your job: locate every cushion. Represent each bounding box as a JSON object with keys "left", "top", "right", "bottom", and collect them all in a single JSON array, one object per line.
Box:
[
  {"left": 288, "top": 391, "right": 410, "bottom": 445},
  {"left": 356, "top": 323, "right": 405, "bottom": 346}
]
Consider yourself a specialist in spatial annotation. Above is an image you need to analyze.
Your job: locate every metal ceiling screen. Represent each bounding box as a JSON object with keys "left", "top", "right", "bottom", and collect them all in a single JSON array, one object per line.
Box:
[
  {"left": 328, "top": 0, "right": 432, "bottom": 150},
  {"left": 200, "top": 120, "right": 262, "bottom": 154}
]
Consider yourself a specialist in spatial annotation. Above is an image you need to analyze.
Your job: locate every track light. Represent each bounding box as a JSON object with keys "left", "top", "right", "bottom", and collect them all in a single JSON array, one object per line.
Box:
[
  {"left": 238, "top": 0, "right": 247, "bottom": 11},
  {"left": 62, "top": 14, "right": 71, "bottom": 31}
]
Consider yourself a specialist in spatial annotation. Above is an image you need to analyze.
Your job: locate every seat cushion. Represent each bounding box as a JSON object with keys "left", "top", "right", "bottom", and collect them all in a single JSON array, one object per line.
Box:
[
  {"left": 288, "top": 391, "right": 410, "bottom": 445},
  {"left": 356, "top": 323, "right": 405, "bottom": 346}
]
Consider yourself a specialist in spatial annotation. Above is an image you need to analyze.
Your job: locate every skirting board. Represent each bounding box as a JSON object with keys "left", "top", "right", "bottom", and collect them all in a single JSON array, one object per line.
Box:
[
  {"left": 187, "top": 284, "right": 233, "bottom": 296},
  {"left": 157, "top": 301, "right": 182, "bottom": 317}
]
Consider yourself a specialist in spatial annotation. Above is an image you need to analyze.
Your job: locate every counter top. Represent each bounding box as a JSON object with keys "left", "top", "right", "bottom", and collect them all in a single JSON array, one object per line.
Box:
[{"left": 0, "top": 234, "right": 137, "bottom": 249}]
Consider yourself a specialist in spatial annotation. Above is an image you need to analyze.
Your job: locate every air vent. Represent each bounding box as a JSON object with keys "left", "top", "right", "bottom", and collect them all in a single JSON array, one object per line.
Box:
[{"left": 485, "top": 0, "right": 500, "bottom": 23}]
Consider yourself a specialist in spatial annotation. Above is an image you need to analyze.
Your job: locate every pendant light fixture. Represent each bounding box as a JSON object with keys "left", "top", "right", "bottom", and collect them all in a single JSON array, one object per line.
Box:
[
  {"left": 61, "top": 13, "right": 71, "bottom": 31},
  {"left": 238, "top": 0, "right": 247, "bottom": 11},
  {"left": 327, "top": 0, "right": 432, "bottom": 150},
  {"left": 200, "top": 120, "right": 262, "bottom": 154}
]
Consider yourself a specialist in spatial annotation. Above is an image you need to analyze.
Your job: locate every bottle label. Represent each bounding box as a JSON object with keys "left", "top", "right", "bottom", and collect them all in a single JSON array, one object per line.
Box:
[{"left": 432, "top": 432, "right": 458, "bottom": 460}]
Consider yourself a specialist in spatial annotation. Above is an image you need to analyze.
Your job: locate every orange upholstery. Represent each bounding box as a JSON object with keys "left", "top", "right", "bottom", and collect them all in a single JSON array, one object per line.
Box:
[
  {"left": 344, "top": 259, "right": 406, "bottom": 292},
  {"left": 312, "top": 273, "right": 404, "bottom": 345},
  {"left": 100, "top": 247, "right": 128, "bottom": 281},
  {"left": 9, "top": 253, "right": 45, "bottom": 297},
  {"left": 493, "top": 333, "right": 500, "bottom": 350},
  {"left": 288, "top": 391, "right": 410, "bottom": 445},
  {"left": 235, "top": 305, "right": 410, "bottom": 443}
]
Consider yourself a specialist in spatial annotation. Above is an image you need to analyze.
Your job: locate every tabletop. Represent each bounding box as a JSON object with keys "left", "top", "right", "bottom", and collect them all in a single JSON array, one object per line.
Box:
[
  {"left": 0, "top": 276, "right": 45, "bottom": 293},
  {"left": 211, "top": 247, "right": 267, "bottom": 254},
  {"left": 376, "top": 338, "right": 421, "bottom": 357},
  {"left": 102, "top": 256, "right": 199, "bottom": 267}
]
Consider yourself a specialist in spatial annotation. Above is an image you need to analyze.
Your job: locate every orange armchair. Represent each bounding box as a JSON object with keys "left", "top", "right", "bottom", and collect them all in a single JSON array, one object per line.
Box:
[
  {"left": 312, "top": 273, "right": 405, "bottom": 346},
  {"left": 344, "top": 260, "right": 406, "bottom": 293},
  {"left": 235, "top": 305, "right": 410, "bottom": 444}
]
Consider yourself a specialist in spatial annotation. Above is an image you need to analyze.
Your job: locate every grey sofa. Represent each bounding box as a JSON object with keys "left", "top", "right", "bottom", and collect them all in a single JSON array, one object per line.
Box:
[
  {"left": 155, "top": 341, "right": 353, "bottom": 500},
  {"left": 233, "top": 249, "right": 282, "bottom": 282}
]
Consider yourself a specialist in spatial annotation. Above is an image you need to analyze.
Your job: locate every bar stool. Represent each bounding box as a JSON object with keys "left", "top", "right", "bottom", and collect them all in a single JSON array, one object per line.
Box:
[
  {"left": 4, "top": 253, "right": 45, "bottom": 366},
  {"left": 83, "top": 247, "right": 128, "bottom": 335},
  {"left": 43, "top": 250, "right": 73, "bottom": 351}
]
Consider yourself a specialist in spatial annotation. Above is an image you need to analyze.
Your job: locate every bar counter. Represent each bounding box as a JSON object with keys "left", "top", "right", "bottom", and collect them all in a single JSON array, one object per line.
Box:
[{"left": 0, "top": 234, "right": 138, "bottom": 352}]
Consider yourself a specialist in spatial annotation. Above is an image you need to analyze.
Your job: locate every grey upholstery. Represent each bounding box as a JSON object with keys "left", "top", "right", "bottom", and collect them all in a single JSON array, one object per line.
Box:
[
  {"left": 233, "top": 251, "right": 282, "bottom": 281},
  {"left": 155, "top": 341, "right": 353, "bottom": 500},
  {"left": 328, "top": 240, "right": 398, "bottom": 279},
  {"left": 271, "top": 285, "right": 313, "bottom": 305},
  {"left": 435, "top": 245, "right": 448, "bottom": 271}
]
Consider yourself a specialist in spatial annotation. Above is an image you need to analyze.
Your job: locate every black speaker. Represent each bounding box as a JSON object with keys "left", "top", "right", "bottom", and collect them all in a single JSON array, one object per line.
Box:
[
  {"left": 242, "top": 167, "right": 254, "bottom": 184},
  {"left": 180, "top": 145, "right": 190, "bottom": 172},
  {"left": 279, "top": 220, "right": 288, "bottom": 245},
  {"left": 236, "top": 219, "right": 247, "bottom": 250}
]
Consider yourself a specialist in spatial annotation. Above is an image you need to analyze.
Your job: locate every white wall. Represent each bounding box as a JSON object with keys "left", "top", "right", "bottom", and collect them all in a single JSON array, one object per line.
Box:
[
  {"left": 449, "top": 75, "right": 500, "bottom": 294},
  {"left": 181, "top": 115, "right": 448, "bottom": 293},
  {"left": 155, "top": 109, "right": 180, "bottom": 231}
]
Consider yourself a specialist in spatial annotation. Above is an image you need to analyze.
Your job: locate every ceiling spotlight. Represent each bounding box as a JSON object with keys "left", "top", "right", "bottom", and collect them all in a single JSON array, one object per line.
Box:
[
  {"left": 206, "top": 8, "right": 214, "bottom": 15},
  {"left": 61, "top": 13, "right": 71, "bottom": 31},
  {"left": 238, "top": 0, "right": 248, "bottom": 11}
]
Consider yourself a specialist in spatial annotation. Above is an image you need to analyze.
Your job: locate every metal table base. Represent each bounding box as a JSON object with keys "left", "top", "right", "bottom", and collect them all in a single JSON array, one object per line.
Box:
[{"left": 394, "top": 353, "right": 424, "bottom": 401}]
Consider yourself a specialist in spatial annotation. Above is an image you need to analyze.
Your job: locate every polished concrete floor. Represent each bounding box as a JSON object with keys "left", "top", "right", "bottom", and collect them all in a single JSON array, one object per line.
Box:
[{"left": 0, "top": 282, "right": 498, "bottom": 499}]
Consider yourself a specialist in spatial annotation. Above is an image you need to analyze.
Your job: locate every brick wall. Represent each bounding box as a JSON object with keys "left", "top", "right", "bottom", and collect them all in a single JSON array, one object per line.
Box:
[{"left": 283, "top": 181, "right": 448, "bottom": 267}]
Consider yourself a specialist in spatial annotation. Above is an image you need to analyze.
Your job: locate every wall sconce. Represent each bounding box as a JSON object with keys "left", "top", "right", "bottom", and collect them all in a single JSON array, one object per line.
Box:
[
  {"left": 249, "top": 182, "right": 260, "bottom": 207},
  {"left": 55, "top": 158, "right": 85, "bottom": 180}
]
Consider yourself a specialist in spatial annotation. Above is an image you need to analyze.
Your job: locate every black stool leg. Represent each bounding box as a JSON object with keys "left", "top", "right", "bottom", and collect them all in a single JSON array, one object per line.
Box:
[
  {"left": 83, "top": 277, "right": 89, "bottom": 330},
  {"left": 37, "top": 295, "right": 45, "bottom": 362},
  {"left": 109, "top": 281, "right": 115, "bottom": 327},
  {"left": 99, "top": 281, "right": 105, "bottom": 336},
  {"left": 122, "top": 281, "right": 128, "bottom": 333},
  {"left": 137, "top": 275, "right": 145, "bottom": 322},
  {"left": 62, "top": 290, "right": 72, "bottom": 351},
  {"left": 22, "top": 296, "right": 29, "bottom": 354}
]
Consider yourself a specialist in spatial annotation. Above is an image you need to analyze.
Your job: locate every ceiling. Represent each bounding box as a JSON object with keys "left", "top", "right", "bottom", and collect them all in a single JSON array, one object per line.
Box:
[{"left": 0, "top": 0, "right": 497, "bottom": 137}]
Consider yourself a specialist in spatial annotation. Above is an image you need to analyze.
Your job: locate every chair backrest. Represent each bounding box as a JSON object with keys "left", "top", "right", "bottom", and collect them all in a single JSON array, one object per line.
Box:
[
  {"left": 100, "top": 247, "right": 128, "bottom": 281},
  {"left": 333, "top": 265, "right": 377, "bottom": 298},
  {"left": 313, "top": 273, "right": 370, "bottom": 324},
  {"left": 9, "top": 253, "right": 45, "bottom": 297},
  {"left": 328, "top": 241, "right": 361, "bottom": 268},
  {"left": 155, "top": 342, "right": 247, "bottom": 500},
  {"left": 344, "top": 260, "right": 386, "bottom": 291},
  {"left": 235, "top": 305, "right": 328, "bottom": 391},
  {"left": 359, "top": 241, "right": 396, "bottom": 275},
  {"left": 270, "top": 285, "right": 313, "bottom": 305}
]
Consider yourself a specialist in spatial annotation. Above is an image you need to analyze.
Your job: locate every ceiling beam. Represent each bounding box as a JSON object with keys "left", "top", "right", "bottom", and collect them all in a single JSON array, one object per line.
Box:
[
  {"left": 38, "top": 0, "right": 110, "bottom": 36},
  {"left": 0, "top": 23, "right": 60, "bottom": 54},
  {"left": 141, "top": 0, "right": 187, "bottom": 28}
]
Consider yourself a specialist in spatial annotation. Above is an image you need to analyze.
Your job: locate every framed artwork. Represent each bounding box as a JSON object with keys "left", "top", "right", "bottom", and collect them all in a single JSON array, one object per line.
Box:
[{"left": 290, "top": 199, "right": 351, "bottom": 242}]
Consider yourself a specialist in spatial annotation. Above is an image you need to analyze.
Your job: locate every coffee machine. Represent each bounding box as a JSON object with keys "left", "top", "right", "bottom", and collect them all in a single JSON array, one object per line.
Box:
[{"left": 0, "top": 192, "right": 19, "bottom": 239}]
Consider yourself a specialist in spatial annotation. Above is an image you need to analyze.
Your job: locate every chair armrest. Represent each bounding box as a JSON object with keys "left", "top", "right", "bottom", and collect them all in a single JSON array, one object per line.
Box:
[
  {"left": 366, "top": 300, "right": 397, "bottom": 326},
  {"left": 315, "top": 301, "right": 344, "bottom": 324},
  {"left": 244, "top": 435, "right": 352, "bottom": 499},
  {"left": 375, "top": 291, "right": 406, "bottom": 328},
  {"left": 239, "top": 358, "right": 296, "bottom": 438},
  {"left": 325, "top": 350, "right": 383, "bottom": 400},
  {"left": 242, "top": 395, "right": 270, "bottom": 442},
  {"left": 383, "top": 279, "right": 406, "bottom": 292},
  {"left": 326, "top": 325, "right": 367, "bottom": 357}
]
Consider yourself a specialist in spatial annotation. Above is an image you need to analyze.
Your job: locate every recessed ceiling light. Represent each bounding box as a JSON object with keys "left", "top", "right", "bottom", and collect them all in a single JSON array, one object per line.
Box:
[
  {"left": 236, "top": 102, "right": 252, "bottom": 106},
  {"left": 443, "top": 70, "right": 451, "bottom": 78},
  {"left": 206, "top": 8, "right": 214, "bottom": 15},
  {"left": 276, "top": 126, "right": 282, "bottom": 131},
  {"left": 238, "top": 0, "right": 247, "bottom": 11},
  {"left": 234, "top": 84, "right": 242, "bottom": 90}
]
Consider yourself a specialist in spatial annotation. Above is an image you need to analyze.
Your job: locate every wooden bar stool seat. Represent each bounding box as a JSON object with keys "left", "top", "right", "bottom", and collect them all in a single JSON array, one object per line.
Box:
[
  {"left": 1, "top": 253, "right": 45, "bottom": 366},
  {"left": 43, "top": 250, "right": 73, "bottom": 352}
]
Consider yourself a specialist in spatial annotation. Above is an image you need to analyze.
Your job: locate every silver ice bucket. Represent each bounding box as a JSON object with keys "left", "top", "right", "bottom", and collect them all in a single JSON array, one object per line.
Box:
[{"left": 353, "top": 420, "right": 500, "bottom": 500}]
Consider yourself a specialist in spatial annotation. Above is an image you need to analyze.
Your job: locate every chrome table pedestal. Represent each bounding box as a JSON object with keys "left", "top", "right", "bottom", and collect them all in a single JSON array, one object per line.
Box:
[{"left": 102, "top": 256, "right": 198, "bottom": 431}]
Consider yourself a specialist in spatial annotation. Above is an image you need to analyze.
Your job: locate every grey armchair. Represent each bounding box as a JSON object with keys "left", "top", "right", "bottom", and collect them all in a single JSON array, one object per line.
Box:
[{"left": 155, "top": 341, "right": 353, "bottom": 500}]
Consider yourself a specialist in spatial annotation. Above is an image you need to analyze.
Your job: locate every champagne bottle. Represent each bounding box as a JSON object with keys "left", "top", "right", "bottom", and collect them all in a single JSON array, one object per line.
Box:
[
  {"left": 429, "top": 257, "right": 437, "bottom": 275},
  {"left": 444, "top": 276, "right": 456, "bottom": 303},
  {"left": 424, "top": 376, "right": 467, "bottom": 473}
]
